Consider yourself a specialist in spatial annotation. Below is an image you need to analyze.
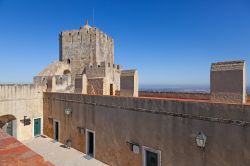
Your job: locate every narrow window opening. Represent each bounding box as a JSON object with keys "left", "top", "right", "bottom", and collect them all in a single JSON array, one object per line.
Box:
[
  {"left": 54, "top": 120, "right": 59, "bottom": 141},
  {"left": 110, "top": 84, "right": 114, "bottom": 95}
]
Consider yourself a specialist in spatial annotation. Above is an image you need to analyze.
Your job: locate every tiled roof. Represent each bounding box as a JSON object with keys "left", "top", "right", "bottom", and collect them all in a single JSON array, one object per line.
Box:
[{"left": 0, "top": 129, "right": 53, "bottom": 166}]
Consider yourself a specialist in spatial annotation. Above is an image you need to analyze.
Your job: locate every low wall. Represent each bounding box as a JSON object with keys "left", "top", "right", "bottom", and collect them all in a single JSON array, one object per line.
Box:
[
  {"left": 0, "top": 84, "right": 43, "bottom": 141},
  {"left": 139, "top": 91, "right": 210, "bottom": 100},
  {"left": 44, "top": 92, "right": 250, "bottom": 166}
]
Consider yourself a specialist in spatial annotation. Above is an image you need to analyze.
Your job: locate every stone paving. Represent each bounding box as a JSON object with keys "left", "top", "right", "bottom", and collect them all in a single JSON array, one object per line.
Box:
[{"left": 22, "top": 136, "right": 108, "bottom": 166}]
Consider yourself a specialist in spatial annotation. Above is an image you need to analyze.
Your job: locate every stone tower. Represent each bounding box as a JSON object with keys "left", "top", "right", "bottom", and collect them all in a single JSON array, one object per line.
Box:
[
  {"left": 59, "top": 20, "right": 114, "bottom": 75},
  {"left": 34, "top": 21, "right": 138, "bottom": 96}
]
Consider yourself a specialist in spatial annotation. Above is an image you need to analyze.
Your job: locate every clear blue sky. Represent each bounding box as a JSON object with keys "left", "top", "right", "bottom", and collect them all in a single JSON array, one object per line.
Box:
[{"left": 0, "top": 0, "right": 250, "bottom": 87}]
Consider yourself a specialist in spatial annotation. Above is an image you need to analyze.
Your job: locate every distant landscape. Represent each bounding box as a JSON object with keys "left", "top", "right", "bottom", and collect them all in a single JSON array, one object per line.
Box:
[{"left": 140, "top": 85, "right": 250, "bottom": 94}]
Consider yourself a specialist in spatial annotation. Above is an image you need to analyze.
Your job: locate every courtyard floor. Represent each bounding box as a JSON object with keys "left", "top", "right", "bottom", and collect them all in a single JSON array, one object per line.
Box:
[{"left": 22, "top": 136, "right": 108, "bottom": 166}]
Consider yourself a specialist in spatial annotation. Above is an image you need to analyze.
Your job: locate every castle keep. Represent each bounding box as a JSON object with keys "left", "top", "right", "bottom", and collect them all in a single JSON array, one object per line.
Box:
[
  {"left": 0, "top": 22, "right": 250, "bottom": 166},
  {"left": 34, "top": 21, "right": 137, "bottom": 96}
]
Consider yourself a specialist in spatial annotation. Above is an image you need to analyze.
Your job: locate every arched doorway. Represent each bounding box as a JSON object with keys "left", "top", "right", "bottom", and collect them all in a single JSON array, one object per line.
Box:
[{"left": 0, "top": 114, "right": 17, "bottom": 136}]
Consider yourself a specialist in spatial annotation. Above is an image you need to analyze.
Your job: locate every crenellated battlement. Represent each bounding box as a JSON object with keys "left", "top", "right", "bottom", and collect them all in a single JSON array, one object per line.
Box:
[{"left": 86, "top": 62, "right": 120, "bottom": 78}]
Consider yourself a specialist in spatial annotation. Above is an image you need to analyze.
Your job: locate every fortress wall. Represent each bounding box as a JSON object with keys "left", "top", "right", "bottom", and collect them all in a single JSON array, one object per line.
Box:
[
  {"left": 139, "top": 91, "right": 210, "bottom": 100},
  {"left": 0, "top": 85, "right": 43, "bottom": 141},
  {"left": 44, "top": 92, "right": 250, "bottom": 166}
]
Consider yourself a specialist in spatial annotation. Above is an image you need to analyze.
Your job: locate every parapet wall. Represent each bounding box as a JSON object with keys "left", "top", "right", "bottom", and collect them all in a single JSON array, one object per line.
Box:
[
  {"left": 44, "top": 92, "right": 250, "bottom": 166},
  {"left": 0, "top": 84, "right": 41, "bottom": 100}
]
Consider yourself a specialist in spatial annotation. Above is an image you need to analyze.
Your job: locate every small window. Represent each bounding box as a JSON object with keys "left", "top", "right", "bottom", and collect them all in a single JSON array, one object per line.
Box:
[
  {"left": 69, "top": 33, "right": 71, "bottom": 35},
  {"left": 67, "top": 59, "right": 71, "bottom": 64},
  {"left": 97, "top": 65, "right": 100, "bottom": 68},
  {"left": 90, "top": 65, "right": 93, "bottom": 68},
  {"left": 110, "top": 84, "right": 114, "bottom": 96}
]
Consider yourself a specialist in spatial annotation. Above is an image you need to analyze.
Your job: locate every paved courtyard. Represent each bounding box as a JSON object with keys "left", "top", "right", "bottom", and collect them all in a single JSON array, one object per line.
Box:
[{"left": 22, "top": 136, "right": 108, "bottom": 166}]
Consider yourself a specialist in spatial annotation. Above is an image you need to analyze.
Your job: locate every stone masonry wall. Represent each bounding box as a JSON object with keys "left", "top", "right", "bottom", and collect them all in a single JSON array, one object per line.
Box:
[
  {"left": 59, "top": 26, "right": 114, "bottom": 76},
  {"left": 210, "top": 61, "right": 246, "bottom": 104},
  {"left": 120, "top": 70, "right": 138, "bottom": 97},
  {"left": 87, "top": 78, "right": 104, "bottom": 95},
  {"left": 0, "top": 85, "right": 43, "bottom": 141},
  {"left": 44, "top": 92, "right": 250, "bottom": 166}
]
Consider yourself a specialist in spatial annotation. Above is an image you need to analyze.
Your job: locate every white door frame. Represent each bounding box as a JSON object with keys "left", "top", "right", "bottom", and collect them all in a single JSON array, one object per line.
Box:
[
  {"left": 32, "top": 117, "right": 43, "bottom": 137},
  {"left": 53, "top": 119, "right": 60, "bottom": 141},
  {"left": 85, "top": 129, "right": 95, "bottom": 157},
  {"left": 142, "top": 146, "right": 161, "bottom": 166}
]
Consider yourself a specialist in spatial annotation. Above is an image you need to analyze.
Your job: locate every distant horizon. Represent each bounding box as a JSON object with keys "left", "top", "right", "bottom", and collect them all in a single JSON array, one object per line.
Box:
[
  {"left": 1, "top": 81, "right": 250, "bottom": 93},
  {"left": 140, "top": 83, "right": 250, "bottom": 93}
]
